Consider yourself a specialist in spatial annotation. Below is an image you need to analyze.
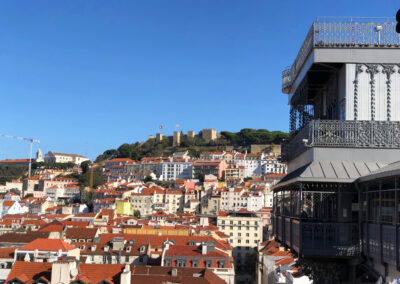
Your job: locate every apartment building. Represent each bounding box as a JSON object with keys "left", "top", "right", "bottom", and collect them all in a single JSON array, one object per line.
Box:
[
  {"left": 193, "top": 160, "right": 227, "bottom": 180},
  {"left": 225, "top": 165, "right": 245, "bottom": 181},
  {"left": 158, "top": 158, "right": 193, "bottom": 181},
  {"left": 129, "top": 188, "right": 162, "bottom": 217},
  {"left": 220, "top": 188, "right": 245, "bottom": 212},
  {"left": 217, "top": 210, "right": 262, "bottom": 282}
]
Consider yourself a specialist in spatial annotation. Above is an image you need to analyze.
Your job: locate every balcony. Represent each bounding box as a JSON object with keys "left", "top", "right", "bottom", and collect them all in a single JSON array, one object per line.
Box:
[
  {"left": 282, "top": 18, "right": 400, "bottom": 93},
  {"left": 282, "top": 120, "right": 400, "bottom": 162},
  {"left": 274, "top": 216, "right": 360, "bottom": 258}
]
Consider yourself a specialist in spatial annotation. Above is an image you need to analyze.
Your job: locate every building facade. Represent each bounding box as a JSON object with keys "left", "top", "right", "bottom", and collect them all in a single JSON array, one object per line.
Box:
[{"left": 273, "top": 17, "right": 400, "bottom": 283}]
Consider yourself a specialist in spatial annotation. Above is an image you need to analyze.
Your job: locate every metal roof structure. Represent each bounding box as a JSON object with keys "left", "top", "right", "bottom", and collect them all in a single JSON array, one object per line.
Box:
[
  {"left": 275, "top": 160, "right": 387, "bottom": 188},
  {"left": 356, "top": 161, "right": 400, "bottom": 182}
]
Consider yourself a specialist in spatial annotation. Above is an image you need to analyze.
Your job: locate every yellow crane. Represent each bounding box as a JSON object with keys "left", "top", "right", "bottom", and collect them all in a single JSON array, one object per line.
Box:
[{"left": 0, "top": 134, "right": 40, "bottom": 177}]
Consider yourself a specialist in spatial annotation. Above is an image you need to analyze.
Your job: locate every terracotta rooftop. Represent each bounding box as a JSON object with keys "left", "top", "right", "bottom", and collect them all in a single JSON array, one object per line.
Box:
[
  {"left": 0, "top": 232, "right": 50, "bottom": 244},
  {"left": 6, "top": 261, "right": 52, "bottom": 284},
  {"left": 66, "top": 227, "right": 98, "bottom": 240},
  {"left": 19, "top": 238, "right": 76, "bottom": 252}
]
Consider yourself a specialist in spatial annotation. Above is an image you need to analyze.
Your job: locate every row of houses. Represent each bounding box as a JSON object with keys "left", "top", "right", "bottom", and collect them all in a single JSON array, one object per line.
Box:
[{"left": 104, "top": 151, "right": 286, "bottom": 182}]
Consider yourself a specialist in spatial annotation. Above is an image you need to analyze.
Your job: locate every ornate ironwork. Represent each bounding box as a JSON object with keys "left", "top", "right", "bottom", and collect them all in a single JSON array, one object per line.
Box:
[
  {"left": 365, "top": 64, "right": 379, "bottom": 121},
  {"left": 353, "top": 64, "right": 363, "bottom": 120},
  {"left": 282, "top": 19, "right": 400, "bottom": 92},
  {"left": 282, "top": 68, "right": 291, "bottom": 92},
  {"left": 282, "top": 120, "right": 400, "bottom": 161},
  {"left": 382, "top": 65, "right": 395, "bottom": 121}
]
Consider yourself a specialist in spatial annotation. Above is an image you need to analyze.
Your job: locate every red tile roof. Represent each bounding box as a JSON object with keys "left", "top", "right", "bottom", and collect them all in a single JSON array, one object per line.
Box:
[
  {"left": 6, "top": 261, "right": 51, "bottom": 284},
  {"left": 19, "top": 238, "right": 76, "bottom": 252},
  {"left": 2, "top": 201, "right": 15, "bottom": 207}
]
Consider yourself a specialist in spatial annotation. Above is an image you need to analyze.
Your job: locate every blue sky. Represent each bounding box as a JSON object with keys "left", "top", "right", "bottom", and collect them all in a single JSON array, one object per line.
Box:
[{"left": 0, "top": 0, "right": 398, "bottom": 160}]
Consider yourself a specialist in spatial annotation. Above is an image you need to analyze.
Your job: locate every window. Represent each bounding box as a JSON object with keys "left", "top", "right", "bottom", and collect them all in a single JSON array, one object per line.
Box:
[
  {"left": 192, "top": 260, "right": 198, "bottom": 267},
  {"left": 206, "top": 260, "right": 212, "bottom": 268},
  {"left": 125, "top": 256, "right": 130, "bottom": 262},
  {"left": 246, "top": 240, "right": 249, "bottom": 244},
  {"left": 238, "top": 239, "right": 241, "bottom": 243}
]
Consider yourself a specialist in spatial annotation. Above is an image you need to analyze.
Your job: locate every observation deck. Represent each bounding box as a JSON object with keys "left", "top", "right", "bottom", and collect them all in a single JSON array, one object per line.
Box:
[{"left": 282, "top": 17, "right": 400, "bottom": 94}]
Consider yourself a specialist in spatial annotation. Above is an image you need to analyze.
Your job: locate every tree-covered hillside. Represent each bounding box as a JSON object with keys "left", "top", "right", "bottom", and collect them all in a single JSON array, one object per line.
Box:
[{"left": 96, "top": 128, "right": 289, "bottom": 162}]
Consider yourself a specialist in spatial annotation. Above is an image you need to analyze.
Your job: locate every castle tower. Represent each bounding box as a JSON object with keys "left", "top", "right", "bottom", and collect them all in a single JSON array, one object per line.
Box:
[
  {"left": 187, "top": 130, "right": 195, "bottom": 138},
  {"left": 156, "top": 133, "right": 163, "bottom": 142},
  {"left": 202, "top": 129, "right": 217, "bottom": 142},
  {"left": 173, "top": 131, "right": 181, "bottom": 146}
]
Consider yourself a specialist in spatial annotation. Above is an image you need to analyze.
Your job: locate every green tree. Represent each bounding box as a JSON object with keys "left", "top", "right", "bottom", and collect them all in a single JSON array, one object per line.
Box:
[
  {"left": 144, "top": 175, "right": 153, "bottom": 182},
  {"left": 117, "top": 143, "right": 132, "bottom": 158},
  {"left": 133, "top": 210, "right": 141, "bottom": 218},
  {"left": 0, "top": 165, "right": 26, "bottom": 183},
  {"left": 79, "top": 168, "right": 104, "bottom": 189},
  {"left": 81, "top": 160, "right": 91, "bottom": 174},
  {"left": 82, "top": 191, "right": 98, "bottom": 212}
]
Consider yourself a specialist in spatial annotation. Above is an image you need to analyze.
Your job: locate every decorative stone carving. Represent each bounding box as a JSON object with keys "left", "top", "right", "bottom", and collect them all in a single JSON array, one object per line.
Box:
[
  {"left": 353, "top": 64, "right": 363, "bottom": 120},
  {"left": 381, "top": 64, "right": 395, "bottom": 121},
  {"left": 365, "top": 64, "right": 379, "bottom": 121}
]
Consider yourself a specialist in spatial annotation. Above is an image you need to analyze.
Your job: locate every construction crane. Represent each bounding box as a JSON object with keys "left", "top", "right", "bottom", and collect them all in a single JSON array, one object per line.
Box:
[{"left": 0, "top": 134, "right": 40, "bottom": 177}]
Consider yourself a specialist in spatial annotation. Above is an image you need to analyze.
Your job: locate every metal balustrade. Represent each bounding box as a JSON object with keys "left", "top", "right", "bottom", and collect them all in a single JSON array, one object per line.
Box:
[
  {"left": 282, "top": 18, "right": 400, "bottom": 92},
  {"left": 282, "top": 120, "right": 400, "bottom": 161}
]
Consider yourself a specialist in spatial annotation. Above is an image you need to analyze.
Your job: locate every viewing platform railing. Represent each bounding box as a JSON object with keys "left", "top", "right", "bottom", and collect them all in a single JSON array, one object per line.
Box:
[
  {"left": 282, "top": 120, "right": 400, "bottom": 162},
  {"left": 282, "top": 17, "right": 400, "bottom": 93}
]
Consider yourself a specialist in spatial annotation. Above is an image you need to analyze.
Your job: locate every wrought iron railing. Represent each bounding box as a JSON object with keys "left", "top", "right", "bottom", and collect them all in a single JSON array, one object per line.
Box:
[
  {"left": 282, "top": 18, "right": 400, "bottom": 92},
  {"left": 282, "top": 68, "right": 291, "bottom": 92},
  {"left": 282, "top": 120, "right": 400, "bottom": 161}
]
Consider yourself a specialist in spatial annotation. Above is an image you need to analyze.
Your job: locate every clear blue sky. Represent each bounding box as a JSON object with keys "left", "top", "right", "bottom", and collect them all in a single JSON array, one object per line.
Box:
[{"left": 0, "top": 0, "right": 398, "bottom": 160}]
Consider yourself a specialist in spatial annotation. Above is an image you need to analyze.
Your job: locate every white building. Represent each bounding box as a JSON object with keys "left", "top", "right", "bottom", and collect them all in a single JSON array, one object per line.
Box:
[
  {"left": 0, "top": 200, "right": 25, "bottom": 217},
  {"left": 158, "top": 158, "right": 193, "bottom": 181},
  {"left": 261, "top": 157, "right": 287, "bottom": 175},
  {"left": 44, "top": 151, "right": 89, "bottom": 165},
  {"left": 220, "top": 188, "right": 245, "bottom": 211},
  {"left": 247, "top": 192, "right": 264, "bottom": 212},
  {"left": 45, "top": 184, "right": 80, "bottom": 203}
]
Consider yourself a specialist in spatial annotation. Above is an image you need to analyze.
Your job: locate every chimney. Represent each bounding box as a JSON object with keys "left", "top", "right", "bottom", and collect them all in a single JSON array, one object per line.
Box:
[
  {"left": 120, "top": 264, "right": 131, "bottom": 284},
  {"left": 202, "top": 244, "right": 207, "bottom": 255},
  {"left": 51, "top": 260, "right": 74, "bottom": 284},
  {"left": 171, "top": 268, "right": 178, "bottom": 277}
]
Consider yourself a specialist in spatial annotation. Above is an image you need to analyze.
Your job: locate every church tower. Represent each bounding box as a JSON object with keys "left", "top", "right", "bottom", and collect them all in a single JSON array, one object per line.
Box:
[{"left": 36, "top": 148, "right": 43, "bottom": 162}]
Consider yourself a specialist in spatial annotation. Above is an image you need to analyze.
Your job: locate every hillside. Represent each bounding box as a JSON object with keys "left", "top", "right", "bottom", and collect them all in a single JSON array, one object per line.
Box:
[{"left": 96, "top": 128, "right": 289, "bottom": 161}]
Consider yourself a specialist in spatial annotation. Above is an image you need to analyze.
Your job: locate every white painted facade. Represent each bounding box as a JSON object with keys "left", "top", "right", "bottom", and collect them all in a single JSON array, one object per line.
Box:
[
  {"left": 158, "top": 160, "right": 193, "bottom": 181},
  {"left": 44, "top": 151, "right": 89, "bottom": 165},
  {"left": 247, "top": 193, "right": 264, "bottom": 212},
  {"left": 220, "top": 188, "right": 245, "bottom": 211}
]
